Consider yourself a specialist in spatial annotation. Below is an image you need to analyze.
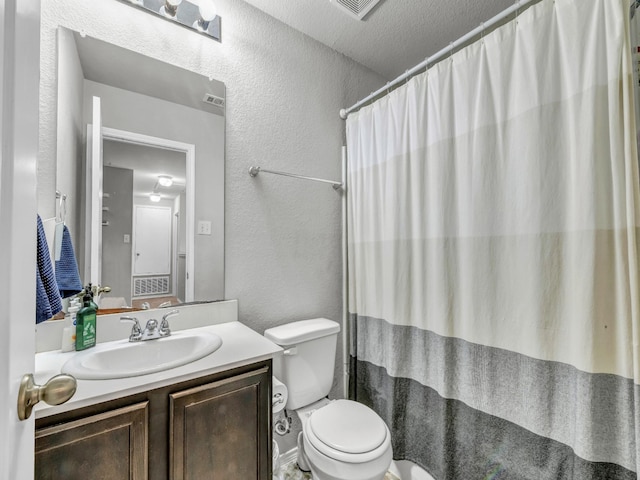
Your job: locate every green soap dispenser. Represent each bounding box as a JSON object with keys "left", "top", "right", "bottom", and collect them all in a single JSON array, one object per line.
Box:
[{"left": 76, "top": 292, "right": 97, "bottom": 350}]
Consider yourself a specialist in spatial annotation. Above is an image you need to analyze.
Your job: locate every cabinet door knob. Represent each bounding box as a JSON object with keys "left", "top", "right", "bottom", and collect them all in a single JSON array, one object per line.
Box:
[{"left": 17, "top": 373, "right": 77, "bottom": 421}]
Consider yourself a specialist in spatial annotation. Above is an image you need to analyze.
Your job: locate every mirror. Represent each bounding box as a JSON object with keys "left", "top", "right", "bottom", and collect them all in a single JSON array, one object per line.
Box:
[{"left": 39, "top": 27, "right": 225, "bottom": 310}]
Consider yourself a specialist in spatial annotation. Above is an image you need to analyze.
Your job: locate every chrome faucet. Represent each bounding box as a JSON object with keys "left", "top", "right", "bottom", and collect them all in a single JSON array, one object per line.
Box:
[
  {"left": 141, "top": 319, "right": 160, "bottom": 340},
  {"left": 120, "top": 309, "right": 179, "bottom": 342}
]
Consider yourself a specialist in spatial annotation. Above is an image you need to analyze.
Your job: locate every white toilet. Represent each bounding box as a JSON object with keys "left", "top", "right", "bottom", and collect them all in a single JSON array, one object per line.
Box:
[{"left": 264, "top": 318, "right": 392, "bottom": 480}]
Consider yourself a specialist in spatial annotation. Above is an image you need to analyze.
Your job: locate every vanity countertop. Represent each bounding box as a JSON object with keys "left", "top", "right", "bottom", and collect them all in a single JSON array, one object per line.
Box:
[{"left": 34, "top": 321, "right": 282, "bottom": 419}]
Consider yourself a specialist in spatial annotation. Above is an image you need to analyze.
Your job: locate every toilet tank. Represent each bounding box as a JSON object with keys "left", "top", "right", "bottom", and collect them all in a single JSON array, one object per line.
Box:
[{"left": 264, "top": 318, "right": 340, "bottom": 410}]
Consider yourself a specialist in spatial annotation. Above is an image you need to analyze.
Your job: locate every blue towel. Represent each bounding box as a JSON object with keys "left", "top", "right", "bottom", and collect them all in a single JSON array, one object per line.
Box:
[
  {"left": 36, "top": 215, "right": 62, "bottom": 323},
  {"left": 55, "top": 225, "right": 82, "bottom": 298}
]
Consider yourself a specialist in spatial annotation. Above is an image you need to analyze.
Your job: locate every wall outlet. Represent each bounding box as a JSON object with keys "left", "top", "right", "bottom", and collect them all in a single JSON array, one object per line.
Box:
[
  {"left": 197, "top": 220, "right": 212, "bottom": 235},
  {"left": 124, "top": 234, "right": 130, "bottom": 244}
]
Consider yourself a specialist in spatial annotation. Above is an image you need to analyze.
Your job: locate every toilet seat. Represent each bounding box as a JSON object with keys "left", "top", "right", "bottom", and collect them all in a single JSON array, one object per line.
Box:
[{"left": 304, "top": 400, "right": 391, "bottom": 464}]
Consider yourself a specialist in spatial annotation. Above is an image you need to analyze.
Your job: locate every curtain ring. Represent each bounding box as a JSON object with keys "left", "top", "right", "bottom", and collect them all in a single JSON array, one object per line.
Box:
[
  {"left": 514, "top": 0, "right": 520, "bottom": 25},
  {"left": 449, "top": 42, "right": 454, "bottom": 61},
  {"left": 480, "top": 22, "right": 485, "bottom": 44}
]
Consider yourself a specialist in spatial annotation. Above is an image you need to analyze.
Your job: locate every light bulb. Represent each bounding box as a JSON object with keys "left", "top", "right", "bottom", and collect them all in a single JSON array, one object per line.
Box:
[
  {"left": 158, "top": 175, "right": 173, "bottom": 187},
  {"left": 150, "top": 193, "right": 161, "bottom": 202},
  {"left": 161, "top": 0, "right": 182, "bottom": 18},
  {"left": 199, "top": 0, "right": 217, "bottom": 21},
  {"left": 194, "top": 0, "right": 217, "bottom": 31}
]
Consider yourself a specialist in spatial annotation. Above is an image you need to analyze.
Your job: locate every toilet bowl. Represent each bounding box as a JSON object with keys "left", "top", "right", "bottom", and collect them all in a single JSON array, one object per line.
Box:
[
  {"left": 298, "top": 399, "right": 392, "bottom": 480},
  {"left": 263, "top": 319, "right": 393, "bottom": 480}
]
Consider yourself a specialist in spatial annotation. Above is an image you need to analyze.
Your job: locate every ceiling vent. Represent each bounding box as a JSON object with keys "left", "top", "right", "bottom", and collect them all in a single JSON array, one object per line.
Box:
[
  {"left": 331, "top": 0, "right": 383, "bottom": 20},
  {"left": 202, "top": 93, "right": 225, "bottom": 108}
]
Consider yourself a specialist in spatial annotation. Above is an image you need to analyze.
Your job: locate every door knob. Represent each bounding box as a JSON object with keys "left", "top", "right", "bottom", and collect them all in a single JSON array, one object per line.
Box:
[{"left": 17, "top": 373, "right": 77, "bottom": 421}]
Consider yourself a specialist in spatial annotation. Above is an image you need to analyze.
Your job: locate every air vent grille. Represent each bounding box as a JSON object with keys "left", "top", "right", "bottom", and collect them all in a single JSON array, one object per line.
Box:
[
  {"left": 133, "top": 276, "right": 170, "bottom": 297},
  {"left": 202, "top": 93, "right": 225, "bottom": 108},
  {"left": 332, "top": 0, "right": 382, "bottom": 20}
]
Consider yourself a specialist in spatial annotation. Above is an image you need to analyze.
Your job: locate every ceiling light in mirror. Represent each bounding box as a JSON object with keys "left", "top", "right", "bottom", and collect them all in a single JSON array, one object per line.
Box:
[
  {"left": 149, "top": 193, "right": 162, "bottom": 202},
  {"left": 158, "top": 175, "right": 173, "bottom": 187}
]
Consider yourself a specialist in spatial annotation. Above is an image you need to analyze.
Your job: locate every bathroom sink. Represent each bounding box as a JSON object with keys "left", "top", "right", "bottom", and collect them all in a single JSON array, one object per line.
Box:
[{"left": 61, "top": 331, "right": 223, "bottom": 380}]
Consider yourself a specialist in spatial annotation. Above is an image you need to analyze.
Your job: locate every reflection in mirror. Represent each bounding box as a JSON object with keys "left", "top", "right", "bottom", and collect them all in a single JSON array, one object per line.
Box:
[
  {"left": 49, "top": 27, "right": 225, "bottom": 311},
  {"left": 100, "top": 133, "right": 193, "bottom": 308}
]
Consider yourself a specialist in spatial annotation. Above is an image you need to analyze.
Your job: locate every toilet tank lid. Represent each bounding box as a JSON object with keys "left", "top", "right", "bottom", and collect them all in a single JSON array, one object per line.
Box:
[{"left": 264, "top": 318, "right": 340, "bottom": 346}]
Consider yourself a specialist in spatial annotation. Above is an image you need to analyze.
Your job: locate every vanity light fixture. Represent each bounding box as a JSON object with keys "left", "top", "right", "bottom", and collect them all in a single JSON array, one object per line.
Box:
[
  {"left": 158, "top": 175, "right": 173, "bottom": 187},
  {"left": 150, "top": 193, "right": 162, "bottom": 202},
  {"left": 115, "top": 0, "right": 221, "bottom": 42}
]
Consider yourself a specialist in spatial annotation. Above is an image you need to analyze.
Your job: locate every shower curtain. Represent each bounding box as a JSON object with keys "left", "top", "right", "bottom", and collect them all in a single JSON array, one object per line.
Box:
[{"left": 346, "top": 0, "right": 640, "bottom": 478}]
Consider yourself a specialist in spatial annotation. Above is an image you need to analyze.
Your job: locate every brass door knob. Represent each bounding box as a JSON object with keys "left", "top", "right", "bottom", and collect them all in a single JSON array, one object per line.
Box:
[{"left": 17, "top": 373, "right": 77, "bottom": 421}]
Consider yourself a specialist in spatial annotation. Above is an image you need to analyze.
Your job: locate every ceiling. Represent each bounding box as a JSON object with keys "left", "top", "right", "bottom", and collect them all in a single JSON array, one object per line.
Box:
[{"left": 242, "top": 0, "right": 516, "bottom": 81}]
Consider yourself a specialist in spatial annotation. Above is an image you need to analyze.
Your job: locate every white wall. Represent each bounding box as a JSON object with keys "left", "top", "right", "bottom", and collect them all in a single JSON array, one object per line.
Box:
[{"left": 52, "top": 27, "right": 83, "bottom": 249}]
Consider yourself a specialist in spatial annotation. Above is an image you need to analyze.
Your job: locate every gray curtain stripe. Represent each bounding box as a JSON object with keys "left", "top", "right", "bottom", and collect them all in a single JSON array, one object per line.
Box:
[
  {"left": 351, "top": 357, "right": 636, "bottom": 480},
  {"left": 350, "top": 314, "right": 638, "bottom": 471}
]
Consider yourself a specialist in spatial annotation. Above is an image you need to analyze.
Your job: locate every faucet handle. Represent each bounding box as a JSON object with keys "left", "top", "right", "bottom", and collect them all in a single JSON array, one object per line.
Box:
[
  {"left": 160, "top": 309, "right": 179, "bottom": 337},
  {"left": 120, "top": 317, "right": 142, "bottom": 341},
  {"left": 162, "top": 309, "right": 179, "bottom": 323}
]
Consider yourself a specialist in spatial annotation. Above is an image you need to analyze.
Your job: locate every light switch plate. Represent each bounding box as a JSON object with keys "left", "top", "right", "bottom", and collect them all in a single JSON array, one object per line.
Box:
[
  {"left": 124, "top": 234, "right": 130, "bottom": 244},
  {"left": 197, "top": 220, "right": 212, "bottom": 235}
]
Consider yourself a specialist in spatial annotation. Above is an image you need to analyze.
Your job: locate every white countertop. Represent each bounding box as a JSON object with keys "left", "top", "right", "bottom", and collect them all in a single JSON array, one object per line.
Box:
[{"left": 35, "top": 321, "right": 282, "bottom": 419}]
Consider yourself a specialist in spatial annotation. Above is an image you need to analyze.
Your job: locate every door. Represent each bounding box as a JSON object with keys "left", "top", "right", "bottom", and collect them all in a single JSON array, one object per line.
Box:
[
  {"left": 85, "top": 96, "right": 103, "bottom": 285},
  {"left": 169, "top": 366, "right": 271, "bottom": 479},
  {"left": 35, "top": 402, "right": 149, "bottom": 480},
  {"left": 133, "top": 205, "right": 172, "bottom": 275},
  {"left": 0, "top": 0, "right": 41, "bottom": 478}
]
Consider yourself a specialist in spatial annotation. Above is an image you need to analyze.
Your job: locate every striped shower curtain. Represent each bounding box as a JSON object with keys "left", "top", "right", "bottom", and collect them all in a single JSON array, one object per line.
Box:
[{"left": 346, "top": 0, "right": 640, "bottom": 478}]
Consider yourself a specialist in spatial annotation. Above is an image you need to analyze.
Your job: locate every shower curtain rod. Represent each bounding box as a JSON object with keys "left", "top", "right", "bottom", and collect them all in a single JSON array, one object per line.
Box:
[
  {"left": 340, "top": 0, "right": 538, "bottom": 119},
  {"left": 248, "top": 166, "right": 343, "bottom": 190}
]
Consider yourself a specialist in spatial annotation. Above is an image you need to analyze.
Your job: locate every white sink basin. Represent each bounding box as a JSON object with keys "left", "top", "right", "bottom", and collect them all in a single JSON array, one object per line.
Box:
[{"left": 62, "top": 332, "right": 223, "bottom": 380}]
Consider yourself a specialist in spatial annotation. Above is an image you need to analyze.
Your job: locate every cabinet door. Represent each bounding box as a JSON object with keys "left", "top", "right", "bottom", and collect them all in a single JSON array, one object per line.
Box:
[
  {"left": 35, "top": 401, "right": 149, "bottom": 480},
  {"left": 170, "top": 365, "right": 271, "bottom": 480}
]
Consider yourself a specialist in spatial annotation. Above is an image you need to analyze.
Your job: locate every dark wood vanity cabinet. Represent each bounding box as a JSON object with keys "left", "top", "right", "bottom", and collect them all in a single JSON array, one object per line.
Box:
[{"left": 35, "top": 360, "right": 272, "bottom": 480}]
